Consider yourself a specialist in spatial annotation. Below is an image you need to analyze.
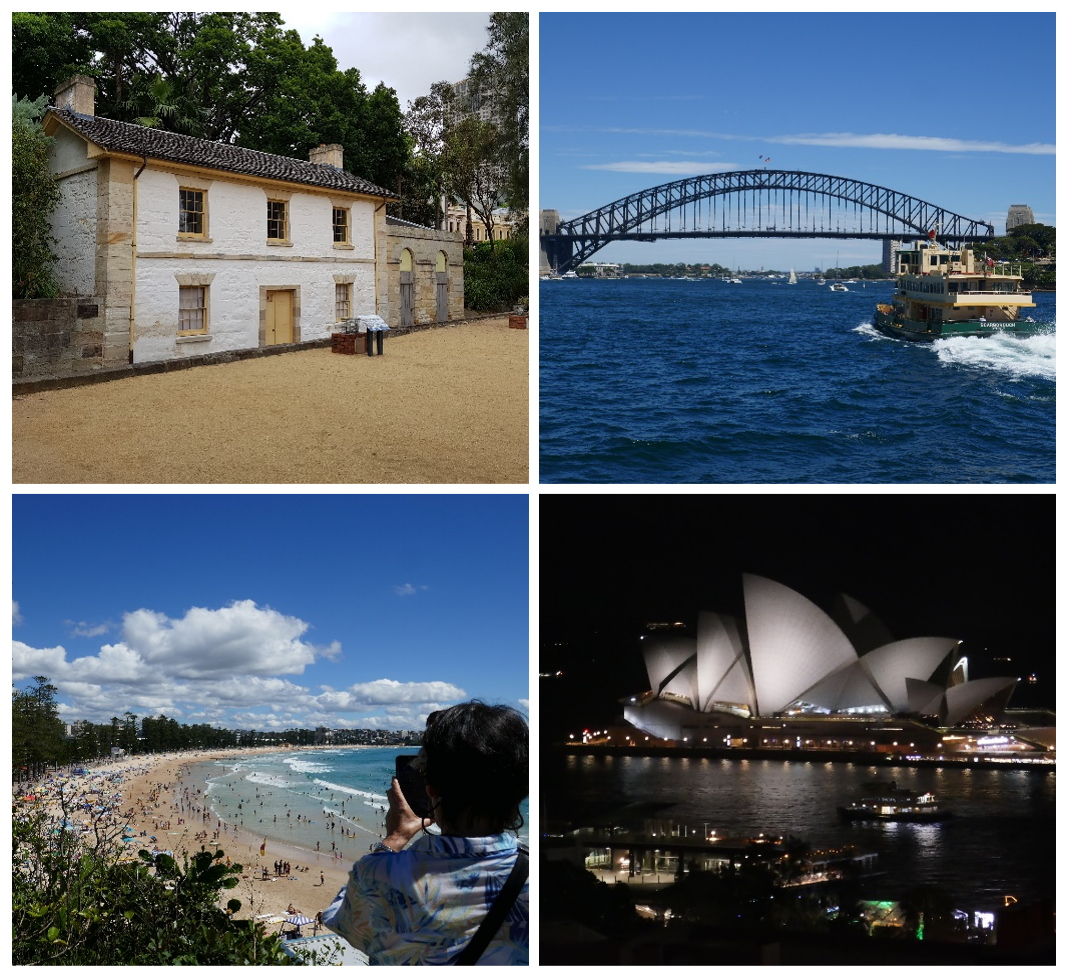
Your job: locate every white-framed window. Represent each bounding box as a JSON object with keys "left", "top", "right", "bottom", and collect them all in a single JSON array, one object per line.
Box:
[
  {"left": 267, "top": 199, "right": 288, "bottom": 241},
  {"left": 178, "top": 285, "right": 208, "bottom": 335},
  {"left": 332, "top": 207, "right": 349, "bottom": 244},
  {"left": 335, "top": 283, "right": 351, "bottom": 320},
  {"left": 179, "top": 188, "right": 206, "bottom": 236}
]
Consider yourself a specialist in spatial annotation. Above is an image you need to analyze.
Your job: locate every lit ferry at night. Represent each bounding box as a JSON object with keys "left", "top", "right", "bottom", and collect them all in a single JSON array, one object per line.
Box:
[
  {"left": 873, "top": 231, "right": 1039, "bottom": 341},
  {"left": 837, "top": 782, "right": 954, "bottom": 823}
]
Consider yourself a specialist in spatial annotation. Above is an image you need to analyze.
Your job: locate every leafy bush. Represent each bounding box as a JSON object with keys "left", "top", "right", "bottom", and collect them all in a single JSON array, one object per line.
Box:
[
  {"left": 13, "top": 799, "right": 297, "bottom": 965},
  {"left": 464, "top": 236, "right": 528, "bottom": 312},
  {"left": 12, "top": 96, "right": 61, "bottom": 299}
]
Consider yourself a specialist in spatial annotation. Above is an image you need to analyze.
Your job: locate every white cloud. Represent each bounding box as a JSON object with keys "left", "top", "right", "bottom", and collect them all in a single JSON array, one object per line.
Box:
[
  {"left": 121, "top": 600, "right": 328, "bottom": 678},
  {"left": 13, "top": 600, "right": 471, "bottom": 730},
  {"left": 317, "top": 679, "right": 466, "bottom": 709},
  {"left": 548, "top": 124, "right": 1054, "bottom": 157},
  {"left": 66, "top": 619, "right": 114, "bottom": 637},
  {"left": 767, "top": 132, "right": 1056, "bottom": 155},
  {"left": 584, "top": 161, "right": 738, "bottom": 175},
  {"left": 518, "top": 699, "right": 529, "bottom": 713},
  {"left": 393, "top": 583, "right": 428, "bottom": 596},
  {"left": 13, "top": 640, "right": 67, "bottom": 680},
  {"left": 13, "top": 600, "right": 22, "bottom": 626}
]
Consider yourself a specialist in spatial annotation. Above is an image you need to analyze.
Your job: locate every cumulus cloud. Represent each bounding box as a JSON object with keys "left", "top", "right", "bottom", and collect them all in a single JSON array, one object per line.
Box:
[
  {"left": 13, "top": 640, "right": 68, "bottom": 680},
  {"left": 121, "top": 600, "right": 328, "bottom": 678},
  {"left": 13, "top": 600, "right": 22, "bottom": 626},
  {"left": 316, "top": 679, "right": 466, "bottom": 709},
  {"left": 13, "top": 599, "right": 474, "bottom": 730}
]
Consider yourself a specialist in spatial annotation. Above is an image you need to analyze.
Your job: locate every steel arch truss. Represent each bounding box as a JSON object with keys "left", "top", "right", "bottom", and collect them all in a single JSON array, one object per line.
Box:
[{"left": 542, "top": 170, "right": 995, "bottom": 273}]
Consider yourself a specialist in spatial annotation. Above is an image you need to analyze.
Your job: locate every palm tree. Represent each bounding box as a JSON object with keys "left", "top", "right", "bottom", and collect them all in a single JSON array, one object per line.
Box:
[{"left": 123, "top": 74, "right": 207, "bottom": 135}]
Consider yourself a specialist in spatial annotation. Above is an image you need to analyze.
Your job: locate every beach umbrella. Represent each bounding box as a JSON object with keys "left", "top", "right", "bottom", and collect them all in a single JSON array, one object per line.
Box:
[{"left": 281, "top": 914, "right": 314, "bottom": 938}]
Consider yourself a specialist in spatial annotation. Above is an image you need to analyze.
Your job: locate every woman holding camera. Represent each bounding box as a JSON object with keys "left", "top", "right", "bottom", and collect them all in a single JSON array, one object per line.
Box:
[{"left": 322, "top": 702, "right": 528, "bottom": 966}]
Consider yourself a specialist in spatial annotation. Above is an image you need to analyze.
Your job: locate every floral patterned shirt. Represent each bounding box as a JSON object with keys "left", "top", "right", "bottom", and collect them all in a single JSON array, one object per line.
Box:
[{"left": 322, "top": 832, "right": 528, "bottom": 966}]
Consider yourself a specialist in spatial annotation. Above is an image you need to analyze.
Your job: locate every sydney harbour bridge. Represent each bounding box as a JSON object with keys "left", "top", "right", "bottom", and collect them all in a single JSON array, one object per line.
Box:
[{"left": 540, "top": 169, "right": 995, "bottom": 275}]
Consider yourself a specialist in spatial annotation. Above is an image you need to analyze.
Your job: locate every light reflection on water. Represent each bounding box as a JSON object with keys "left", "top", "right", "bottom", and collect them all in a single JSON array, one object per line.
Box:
[{"left": 557, "top": 755, "right": 1054, "bottom": 909}]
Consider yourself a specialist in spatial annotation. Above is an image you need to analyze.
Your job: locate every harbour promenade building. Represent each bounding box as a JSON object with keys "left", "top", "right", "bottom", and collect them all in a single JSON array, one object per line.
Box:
[{"left": 623, "top": 574, "right": 1020, "bottom": 750}]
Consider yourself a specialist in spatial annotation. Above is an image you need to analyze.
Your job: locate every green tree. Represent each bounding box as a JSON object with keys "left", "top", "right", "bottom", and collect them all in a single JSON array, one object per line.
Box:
[
  {"left": 467, "top": 12, "right": 528, "bottom": 211},
  {"left": 11, "top": 12, "right": 93, "bottom": 103},
  {"left": 12, "top": 12, "right": 411, "bottom": 193},
  {"left": 122, "top": 72, "right": 209, "bottom": 134},
  {"left": 12, "top": 676, "right": 66, "bottom": 778},
  {"left": 402, "top": 81, "right": 455, "bottom": 228},
  {"left": 1008, "top": 223, "right": 1055, "bottom": 254},
  {"left": 12, "top": 95, "right": 61, "bottom": 299},
  {"left": 445, "top": 116, "right": 509, "bottom": 248}
]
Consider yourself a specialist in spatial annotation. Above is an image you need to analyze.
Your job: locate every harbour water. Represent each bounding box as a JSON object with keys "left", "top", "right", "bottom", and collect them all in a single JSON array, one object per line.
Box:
[
  {"left": 539, "top": 278, "right": 1056, "bottom": 483},
  {"left": 547, "top": 752, "right": 1055, "bottom": 911},
  {"left": 189, "top": 747, "right": 529, "bottom": 862}
]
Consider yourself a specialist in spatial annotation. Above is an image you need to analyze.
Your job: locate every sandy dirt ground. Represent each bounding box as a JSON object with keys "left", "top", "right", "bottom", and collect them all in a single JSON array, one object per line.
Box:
[
  {"left": 33, "top": 749, "right": 356, "bottom": 927},
  {"left": 13, "top": 319, "right": 528, "bottom": 485}
]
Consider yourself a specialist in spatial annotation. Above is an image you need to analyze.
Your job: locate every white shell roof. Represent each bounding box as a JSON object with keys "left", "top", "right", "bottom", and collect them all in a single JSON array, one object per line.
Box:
[{"left": 743, "top": 573, "right": 858, "bottom": 714}]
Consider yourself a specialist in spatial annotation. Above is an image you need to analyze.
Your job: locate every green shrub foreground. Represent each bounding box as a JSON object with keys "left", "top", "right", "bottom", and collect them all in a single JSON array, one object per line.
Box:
[
  {"left": 464, "top": 237, "right": 528, "bottom": 312},
  {"left": 13, "top": 801, "right": 299, "bottom": 965}
]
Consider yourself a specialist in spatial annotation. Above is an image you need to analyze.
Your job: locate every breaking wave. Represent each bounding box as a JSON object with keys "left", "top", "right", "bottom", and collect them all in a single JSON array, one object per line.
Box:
[
  {"left": 282, "top": 756, "right": 333, "bottom": 774},
  {"left": 932, "top": 330, "right": 1056, "bottom": 381},
  {"left": 313, "top": 778, "right": 388, "bottom": 807}
]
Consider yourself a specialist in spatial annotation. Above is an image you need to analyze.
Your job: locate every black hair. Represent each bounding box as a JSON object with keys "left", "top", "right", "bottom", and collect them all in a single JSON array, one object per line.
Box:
[{"left": 422, "top": 701, "right": 528, "bottom": 833}]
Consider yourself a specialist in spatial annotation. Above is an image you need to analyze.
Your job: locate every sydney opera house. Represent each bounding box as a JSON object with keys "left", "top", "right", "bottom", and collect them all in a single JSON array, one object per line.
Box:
[{"left": 623, "top": 574, "right": 1017, "bottom": 744}]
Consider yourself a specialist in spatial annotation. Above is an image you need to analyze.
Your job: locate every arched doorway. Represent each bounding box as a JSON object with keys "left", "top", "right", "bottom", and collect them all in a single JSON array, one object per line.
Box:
[
  {"left": 399, "top": 248, "right": 414, "bottom": 327},
  {"left": 435, "top": 251, "right": 449, "bottom": 322}
]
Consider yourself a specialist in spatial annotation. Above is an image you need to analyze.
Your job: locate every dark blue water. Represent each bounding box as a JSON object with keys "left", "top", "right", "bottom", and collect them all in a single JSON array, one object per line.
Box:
[
  {"left": 539, "top": 279, "right": 1056, "bottom": 483},
  {"left": 548, "top": 753, "right": 1055, "bottom": 910}
]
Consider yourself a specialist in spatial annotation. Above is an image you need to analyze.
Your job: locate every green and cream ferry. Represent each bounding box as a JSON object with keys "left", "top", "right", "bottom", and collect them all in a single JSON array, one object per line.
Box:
[{"left": 874, "top": 232, "right": 1039, "bottom": 341}]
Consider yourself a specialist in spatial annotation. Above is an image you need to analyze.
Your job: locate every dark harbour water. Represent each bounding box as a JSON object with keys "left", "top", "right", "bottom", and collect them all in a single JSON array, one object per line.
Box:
[
  {"left": 539, "top": 278, "right": 1056, "bottom": 483},
  {"left": 546, "top": 753, "right": 1055, "bottom": 911}
]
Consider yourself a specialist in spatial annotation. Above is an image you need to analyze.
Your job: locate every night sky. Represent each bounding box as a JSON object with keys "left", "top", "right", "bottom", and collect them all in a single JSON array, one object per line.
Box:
[{"left": 540, "top": 494, "right": 1054, "bottom": 734}]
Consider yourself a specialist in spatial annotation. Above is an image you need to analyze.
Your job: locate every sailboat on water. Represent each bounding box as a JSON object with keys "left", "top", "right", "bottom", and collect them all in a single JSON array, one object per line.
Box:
[
  {"left": 788, "top": 268, "right": 798, "bottom": 285},
  {"left": 829, "top": 252, "right": 849, "bottom": 291}
]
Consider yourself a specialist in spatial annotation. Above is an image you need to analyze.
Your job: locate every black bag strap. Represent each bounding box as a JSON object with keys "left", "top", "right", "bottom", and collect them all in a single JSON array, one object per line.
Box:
[{"left": 452, "top": 847, "right": 529, "bottom": 966}]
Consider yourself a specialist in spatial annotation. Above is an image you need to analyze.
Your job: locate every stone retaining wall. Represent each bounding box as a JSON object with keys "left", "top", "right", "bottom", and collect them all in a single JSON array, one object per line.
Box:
[
  {"left": 12, "top": 296, "right": 129, "bottom": 379},
  {"left": 12, "top": 313, "right": 505, "bottom": 395}
]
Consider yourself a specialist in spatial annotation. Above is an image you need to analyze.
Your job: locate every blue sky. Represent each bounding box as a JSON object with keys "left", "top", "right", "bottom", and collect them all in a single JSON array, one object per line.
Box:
[
  {"left": 13, "top": 495, "right": 528, "bottom": 732},
  {"left": 540, "top": 12, "right": 1055, "bottom": 272}
]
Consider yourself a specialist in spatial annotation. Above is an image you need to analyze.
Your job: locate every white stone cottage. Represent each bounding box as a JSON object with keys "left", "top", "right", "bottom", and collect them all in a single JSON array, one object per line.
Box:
[{"left": 42, "top": 75, "right": 395, "bottom": 364}]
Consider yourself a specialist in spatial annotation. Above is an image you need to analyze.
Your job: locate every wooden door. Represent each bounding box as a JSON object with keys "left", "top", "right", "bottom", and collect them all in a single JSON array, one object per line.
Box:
[
  {"left": 435, "top": 251, "right": 448, "bottom": 322},
  {"left": 400, "top": 249, "right": 414, "bottom": 327},
  {"left": 266, "top": 290, "right": 293, "bottom": 345},
  {"left": 400, "top": 273, "right": 414, "bottom": 327},
  {"left": 435, "top": 273, "right": 448, "bottom": 322}
]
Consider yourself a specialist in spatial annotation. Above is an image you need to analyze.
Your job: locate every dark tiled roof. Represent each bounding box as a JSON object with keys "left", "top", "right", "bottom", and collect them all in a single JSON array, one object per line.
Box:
[
  {"left": 386, "top": 215, "right": 434, "bottom": 230},
  {"left": 48, "top": 108, "right": 394, "bottom": 199}
]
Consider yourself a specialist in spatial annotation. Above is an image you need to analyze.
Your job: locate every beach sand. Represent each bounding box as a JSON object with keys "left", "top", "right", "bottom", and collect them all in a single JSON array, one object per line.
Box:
[
  {"left": 68, "top": 749, "right": 356, "bottom": 927},
  {"left": 13, "top": 317, "right": 528, "bottom": 485}
]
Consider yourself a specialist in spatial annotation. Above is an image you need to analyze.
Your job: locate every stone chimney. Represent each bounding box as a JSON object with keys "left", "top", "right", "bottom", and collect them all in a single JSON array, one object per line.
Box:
[
  {"left": 309, "top": 143, "right": 344, "bottom": 169},
  {"left": 55, "top": 74, "right": 97, "bottom": 116}
]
